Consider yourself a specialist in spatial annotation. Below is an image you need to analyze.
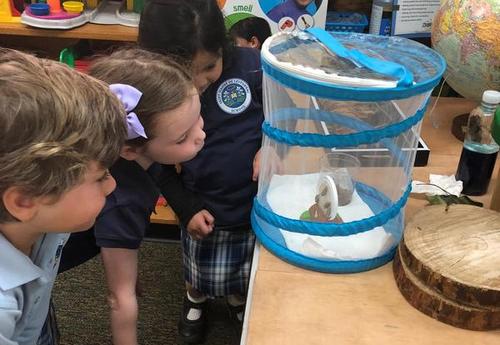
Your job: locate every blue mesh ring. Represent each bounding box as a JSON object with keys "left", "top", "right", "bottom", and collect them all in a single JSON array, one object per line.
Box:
[
  {"left": 251, "top": 211, "right": 397, "bottom": 273},
  {"left": 270, "top": 102, "right": 429, "bottom": 125},
  {"left": 253, "top": 182, "right": 411, "bottom": 237},
  {"left": 262, "top": 103, "right": 427, "bottom": 148},
  {"left": 264, "top": 105, "right": 424, "bottom": 169}
]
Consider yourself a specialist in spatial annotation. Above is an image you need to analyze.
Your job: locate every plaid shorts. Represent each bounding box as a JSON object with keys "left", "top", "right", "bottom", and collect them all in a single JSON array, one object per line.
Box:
[
  {"left": 181, "top": 227, "right": 256, "bottom": 297},
  {"left": 37, "top": 300, "right": 59, "bottom": 345}
]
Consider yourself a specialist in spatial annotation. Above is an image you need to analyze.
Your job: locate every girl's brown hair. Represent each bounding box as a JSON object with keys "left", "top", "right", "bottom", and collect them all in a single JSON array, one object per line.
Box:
[
  {"left": 88, "top": 47, "right": 195, "bottom": 147},
  {"left": 0, "top": 49, "right": 127, "bottom": 222}
]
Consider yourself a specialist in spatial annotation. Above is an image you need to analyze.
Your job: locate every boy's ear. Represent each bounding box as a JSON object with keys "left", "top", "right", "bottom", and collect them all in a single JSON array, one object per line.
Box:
[
  {"left": 2, "top": 187, "right": 38, "bottom": 222},
  {"left": 249, "top": 36, "right": 261, "bottom": 49},
  {"left": 120, "top": 144, "right": 141, "bottom": 161}
]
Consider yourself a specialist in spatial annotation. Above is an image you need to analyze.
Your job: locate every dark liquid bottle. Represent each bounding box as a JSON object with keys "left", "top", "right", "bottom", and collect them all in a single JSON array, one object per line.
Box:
[
  {"left": 456, "top": 148, "right": 498, "bottom": 195},
  {"left": 456, "top": 90, "right": 500, "bottom": 196}
]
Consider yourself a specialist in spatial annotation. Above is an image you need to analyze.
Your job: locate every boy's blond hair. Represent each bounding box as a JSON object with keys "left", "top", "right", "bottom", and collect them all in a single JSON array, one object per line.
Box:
[
  {"left": 88, "top": 47, "right": 195, "bottom": 147},
  {"left": 0, "top": 49, "right": 127, "bottom": 222}
]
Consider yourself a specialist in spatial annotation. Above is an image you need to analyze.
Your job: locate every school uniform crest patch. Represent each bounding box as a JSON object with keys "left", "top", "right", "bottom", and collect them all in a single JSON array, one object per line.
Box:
[{"left": 216, "top": 78, "right": 251, "bottom": 114}]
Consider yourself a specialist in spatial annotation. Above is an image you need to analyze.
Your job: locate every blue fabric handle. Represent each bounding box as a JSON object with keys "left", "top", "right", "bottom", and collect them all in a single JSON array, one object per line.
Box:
[{"left": 306, "top": 28, "right": 414, "bottom": 87}]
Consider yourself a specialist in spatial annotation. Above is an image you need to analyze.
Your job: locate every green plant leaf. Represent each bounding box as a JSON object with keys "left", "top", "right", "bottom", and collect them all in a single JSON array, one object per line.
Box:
[{"left": 425, "top": 195, "right": 483, "bottom": 208}]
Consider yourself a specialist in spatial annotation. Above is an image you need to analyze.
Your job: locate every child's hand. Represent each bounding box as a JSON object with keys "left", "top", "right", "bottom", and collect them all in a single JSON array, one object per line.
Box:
[
  {"left": 252, "top": 149, "right": 261, "bottom": 181},
  {"left": 252, "top": 148, "right": 284, "bottom": 181},
  {"left": 187, "top": 210, "right": 214, "bottom": 240}
]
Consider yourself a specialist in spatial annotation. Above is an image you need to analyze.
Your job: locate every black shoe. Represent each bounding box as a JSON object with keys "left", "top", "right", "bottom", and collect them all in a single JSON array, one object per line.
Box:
[
  {"left": 226, "top": 300, "right": 245, "bottom": 339},
  {"left": 178, "top": 295, "right": 207, "bottom": 344}
]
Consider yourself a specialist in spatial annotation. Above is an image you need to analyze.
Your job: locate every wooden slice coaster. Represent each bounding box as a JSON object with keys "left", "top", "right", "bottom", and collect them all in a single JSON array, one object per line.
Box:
[
  {"left": 394, "top": 245, "right": 500, "bottom": 330},
  {"left": 402, "top": 205, "right": 500, "bottom": 309}
]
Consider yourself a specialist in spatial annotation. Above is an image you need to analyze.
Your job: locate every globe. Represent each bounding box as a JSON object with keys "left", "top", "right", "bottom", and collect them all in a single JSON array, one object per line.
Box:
[{"left": 431, "top": 0, "right": 499, "bottom": 101}]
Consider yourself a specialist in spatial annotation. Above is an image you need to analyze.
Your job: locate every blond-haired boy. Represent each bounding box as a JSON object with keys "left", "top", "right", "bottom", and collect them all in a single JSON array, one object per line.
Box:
[{"left": 0, "top": 49, "right": 126, "bottom": 345}]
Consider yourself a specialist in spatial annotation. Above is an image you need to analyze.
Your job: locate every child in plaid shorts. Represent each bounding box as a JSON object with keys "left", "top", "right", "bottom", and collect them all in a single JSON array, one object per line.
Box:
[{"left": 140, "top": 0, "right": 264, "bottom": 343}]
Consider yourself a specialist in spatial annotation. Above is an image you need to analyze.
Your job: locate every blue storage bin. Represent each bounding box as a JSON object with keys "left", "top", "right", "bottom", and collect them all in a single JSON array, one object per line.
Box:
[{"left": 325, "top": 11, "right": 368, "bottom": 33}]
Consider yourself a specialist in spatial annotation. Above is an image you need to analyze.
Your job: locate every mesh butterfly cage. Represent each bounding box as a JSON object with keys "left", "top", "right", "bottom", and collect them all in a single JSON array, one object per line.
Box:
[{"left": 252, "top": 29, "right": 445, "bottom": 273}]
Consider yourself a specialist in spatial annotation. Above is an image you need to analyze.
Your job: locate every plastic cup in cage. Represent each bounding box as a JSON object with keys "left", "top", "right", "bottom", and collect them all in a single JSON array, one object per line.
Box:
[{"left": 319, "top": 152, "right": 360, "bottom": 207}]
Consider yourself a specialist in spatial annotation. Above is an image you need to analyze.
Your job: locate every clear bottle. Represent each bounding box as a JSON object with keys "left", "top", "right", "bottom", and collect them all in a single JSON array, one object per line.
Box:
[
  {"left": 369, "top": 0, "right": 393, "bottom": 36},
  {"left": 456, "top": 90, "right": 500, "bottom": 195}
]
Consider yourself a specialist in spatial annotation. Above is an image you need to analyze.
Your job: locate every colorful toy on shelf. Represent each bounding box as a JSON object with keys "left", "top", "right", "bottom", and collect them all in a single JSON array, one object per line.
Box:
[
  {"left": 0, "top": 0, "right": 21, "bottom": 23},
  {"left": 59, "top": 46, "right": 92, "bottom": 72},
  {"left": 47, "top": 0, "right": 62, "bottom": 13},
  {"left": 21, "top": 0, "right": 140, "bottom": 29},
  {"left": 29, "top": 3, "right": 49, "bottom": 16},
  {"left": 22, "top": 0, "right": 87, "bottom": 28},
  {"left": 63, "top": 1, "right": 84, "bottom": 14}
]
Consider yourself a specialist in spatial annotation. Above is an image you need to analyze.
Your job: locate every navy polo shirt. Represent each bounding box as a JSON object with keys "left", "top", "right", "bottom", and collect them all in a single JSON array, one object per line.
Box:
[
  {"left": 180, "top": 47, "right": 263, "bottom": 228},
  {"left": 94, "top": 158, "right": 161, "bottom": 249}
]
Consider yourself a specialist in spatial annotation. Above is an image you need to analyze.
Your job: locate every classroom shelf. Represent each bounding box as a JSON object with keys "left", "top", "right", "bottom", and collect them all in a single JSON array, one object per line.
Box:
[{"left": 0, "top": 22, "right": 137, "bottom": 41}]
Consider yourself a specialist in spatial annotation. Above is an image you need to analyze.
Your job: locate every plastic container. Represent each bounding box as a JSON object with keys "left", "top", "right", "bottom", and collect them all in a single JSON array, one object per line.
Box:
[
  {"left": 369, "top": 0, "right": 393, "bottom": 36},
  {"left": 30, "top": 3, "right": 50, "bottom": 16},
  {"left": 62, "top": 1, "right": 84, "bottom": 14},
  {"left": 319, "top": 153, "right": 360, "bottom": 207},
  {"left": 47, "top": 0, "right": 62, "bottom": 13},
  {"left": 254, "top": 29, "right": 446, "bottom": 273},
  {"left": 325, "top": 11, "right": 368, "bottom": 33}
]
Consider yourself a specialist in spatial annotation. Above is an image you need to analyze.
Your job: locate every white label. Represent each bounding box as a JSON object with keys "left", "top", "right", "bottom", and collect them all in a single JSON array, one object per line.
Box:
[{"left": 393, "top": 0, "right": 440, "bottom": 35}]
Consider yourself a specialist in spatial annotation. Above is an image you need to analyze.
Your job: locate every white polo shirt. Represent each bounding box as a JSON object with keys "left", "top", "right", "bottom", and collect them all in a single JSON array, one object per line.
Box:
[{"left": 0, "top": 232, "right": 69, "bottom": 345}]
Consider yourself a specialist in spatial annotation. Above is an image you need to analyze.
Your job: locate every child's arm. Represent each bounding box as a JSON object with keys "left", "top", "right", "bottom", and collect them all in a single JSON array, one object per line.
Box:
[
  {"left": 94, "top": 203, "right": 150, "bottom": 345},
  {"left": 252, "top": 148, "right": 262, "bottom": 181},
  {"left": 101, "top": 247, "right": 139, "bottom": 345},
  {"left": 153, "top": 165, "right": 214, "bottom": 235}
]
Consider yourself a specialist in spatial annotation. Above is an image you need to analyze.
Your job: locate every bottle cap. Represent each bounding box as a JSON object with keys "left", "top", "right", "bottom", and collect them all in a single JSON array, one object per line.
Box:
[{"left": 483, "top": 90, "right": 500, "bottom": 105}]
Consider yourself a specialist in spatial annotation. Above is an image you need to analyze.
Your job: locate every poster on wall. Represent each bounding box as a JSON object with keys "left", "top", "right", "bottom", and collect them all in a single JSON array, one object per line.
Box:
[
  {"left": 392, "top": 0, "right": 441, "bottom": 37},
  {"left": 218, "top": 0, "right": 328, "bottom": 33}
]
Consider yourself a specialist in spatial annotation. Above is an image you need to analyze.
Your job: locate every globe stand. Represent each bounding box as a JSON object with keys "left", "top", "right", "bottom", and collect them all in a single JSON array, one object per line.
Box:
[{"left": 451, "top": 113, "right": 469, "bottom": 142}]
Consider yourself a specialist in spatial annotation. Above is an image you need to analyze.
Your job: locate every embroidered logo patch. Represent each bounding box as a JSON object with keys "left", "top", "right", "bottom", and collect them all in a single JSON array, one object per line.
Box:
[{"left": 216, "top": 78, "right": 251, "bottom": 114}]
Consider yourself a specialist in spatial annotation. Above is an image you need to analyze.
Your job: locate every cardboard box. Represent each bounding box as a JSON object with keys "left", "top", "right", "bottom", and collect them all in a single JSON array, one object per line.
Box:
[{"left": 219, "top": 0, "right": 328, "bottom": 33}]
